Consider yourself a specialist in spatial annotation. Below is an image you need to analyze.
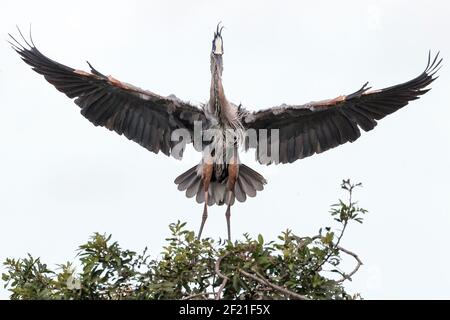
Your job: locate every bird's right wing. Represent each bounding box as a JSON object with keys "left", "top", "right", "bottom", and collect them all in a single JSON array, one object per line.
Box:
[
  {"left": 10, "top": 31, "right": 206, "bottom": 159},
  {"left": 242, "top": 53, "right": 442, "bottom": 164}
]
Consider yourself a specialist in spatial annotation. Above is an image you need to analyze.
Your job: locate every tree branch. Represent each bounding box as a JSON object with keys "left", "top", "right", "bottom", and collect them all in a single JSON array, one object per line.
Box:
[
  {"left": 239, "top": 269, "right": 309, "bottom": 300},
  {"left": 214, "top": 252, "right": 230, "bottom": 300},
  {"left": 182, "top": 292, "right": 215, "bottom": 300},
  {"left": 335, "top": 245, "right": 363, "bottom": 283}
]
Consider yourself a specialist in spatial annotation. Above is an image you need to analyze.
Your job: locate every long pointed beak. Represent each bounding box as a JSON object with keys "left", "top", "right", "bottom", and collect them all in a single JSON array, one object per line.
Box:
[{"left": 212, "top": 23, "right": 224, "bottom": 55}]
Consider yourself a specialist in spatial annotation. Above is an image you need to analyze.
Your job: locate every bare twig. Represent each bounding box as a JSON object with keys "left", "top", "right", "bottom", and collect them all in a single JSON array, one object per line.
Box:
[
  {"left": 314, "top": 182, "right": 358, "bottom": 273},
  {"left": 216, "top": 278, "right": 228, "bottom": 300},
  {"left": 212, "top": 273, "right": 217, "bottom": 296},
  {"left": 215, "top": 253, "right": 230, "bottom": 281},
  {"left": 314, "top": 220, "right": 348, "bottom": 273},
  {"left": 239, "top": 269, "right": 309, "bottom": 300},
  {"left": 214, "top": 252, "right": 230, "bottom": 300},
  {"left": 335, "top": 245, "right": 363, "bottom": 283},
  {"left": 182, "top": 292, "right": 215, "bottom": 300},
  {"left": 292, "top": 234, "right": 320, "bottom": 250},
  {"left": 293, "top": 235, "right": 321, "bottom": 242}
]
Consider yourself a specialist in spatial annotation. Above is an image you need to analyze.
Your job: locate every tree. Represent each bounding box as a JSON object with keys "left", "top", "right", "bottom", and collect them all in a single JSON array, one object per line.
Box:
[{"left": 2, "top": 180, "right": 366, "bottom": 300}]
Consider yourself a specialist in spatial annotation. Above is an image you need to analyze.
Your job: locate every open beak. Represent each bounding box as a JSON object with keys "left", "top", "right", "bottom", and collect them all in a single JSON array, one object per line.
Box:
[{"left": 212, "top": 22, "right": 224, "bottom": 55}]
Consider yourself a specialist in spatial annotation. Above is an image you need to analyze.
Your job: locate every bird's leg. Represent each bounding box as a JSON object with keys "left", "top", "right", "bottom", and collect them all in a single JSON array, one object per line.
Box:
[
  {"left": 225, "top": 151, "right": 238, "bottom": 242},
  {"left": 197, "top": 194, "right": 208, "bottom": 240},
  {"left": 198, "top": 162, "right": 213, "bottom": 240},
  {"left": 225, "top": 191, "right": 233, "bottom": 241}
]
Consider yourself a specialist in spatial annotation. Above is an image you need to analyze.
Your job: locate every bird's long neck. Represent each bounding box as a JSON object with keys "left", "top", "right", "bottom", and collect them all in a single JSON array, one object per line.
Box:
[
  {"left": 209, "top": 54, "right": 225, "bottom": 117},
  {"left": 208, "top": 53, "right": 243, "bottom": 140},
  {"left": 207, "top": 53, "right": 244, "bottom": 152}
]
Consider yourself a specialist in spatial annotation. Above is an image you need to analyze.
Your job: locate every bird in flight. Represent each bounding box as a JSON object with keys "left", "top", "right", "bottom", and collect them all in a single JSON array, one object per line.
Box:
[{"left": 10, "top": 24, "right": 441, "bottom": 241}]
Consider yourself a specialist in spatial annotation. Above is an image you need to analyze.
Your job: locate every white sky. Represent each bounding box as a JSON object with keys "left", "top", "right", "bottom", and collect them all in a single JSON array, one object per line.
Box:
[{"left": 1, "top": 0, "right": 449, "bottom": 299}]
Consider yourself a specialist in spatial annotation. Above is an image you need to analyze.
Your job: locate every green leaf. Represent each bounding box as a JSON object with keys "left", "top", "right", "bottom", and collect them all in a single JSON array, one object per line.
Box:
[
  {"left": 232, "top": 273, "right": 241, "bottom": 292},
  {"left": 1, "top": 180, "right": 366, "bottom": 300},
  {"left": 258, "top": 234, "right": 264, "bottom": 245}
]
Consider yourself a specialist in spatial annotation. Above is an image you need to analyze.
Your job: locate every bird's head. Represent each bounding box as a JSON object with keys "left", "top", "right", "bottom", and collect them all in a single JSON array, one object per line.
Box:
[
  {"left": 212, "top": 23, "right": 224, "bottom": 56},
  {"left": 210, "top": 23, "right": 225, "bottom": 77}
]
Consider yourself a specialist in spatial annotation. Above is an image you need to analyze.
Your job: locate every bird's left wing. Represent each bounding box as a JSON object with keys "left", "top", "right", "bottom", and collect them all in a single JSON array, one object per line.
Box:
[
  {"left": 242, "top": 53, "right": 442, "bottom": 164},
  {"left": 10, "top": 31, "right": 206, "bottom": 159}
]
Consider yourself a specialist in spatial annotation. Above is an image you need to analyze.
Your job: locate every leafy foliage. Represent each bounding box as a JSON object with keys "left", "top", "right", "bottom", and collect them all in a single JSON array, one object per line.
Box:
[{"left": 2, "top": 180, "right": 366, "bottom": 300}]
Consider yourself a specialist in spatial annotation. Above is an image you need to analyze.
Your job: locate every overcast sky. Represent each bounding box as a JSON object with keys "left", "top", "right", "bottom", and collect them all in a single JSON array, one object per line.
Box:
[{"left": 1, "top": 0, "right": 449, "bottom": 299}]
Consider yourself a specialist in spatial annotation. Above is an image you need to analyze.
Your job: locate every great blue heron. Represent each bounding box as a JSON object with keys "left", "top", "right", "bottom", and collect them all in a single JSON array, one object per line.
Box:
[{"left": 9, "top": 24, "right": 441, "bottom": 241}]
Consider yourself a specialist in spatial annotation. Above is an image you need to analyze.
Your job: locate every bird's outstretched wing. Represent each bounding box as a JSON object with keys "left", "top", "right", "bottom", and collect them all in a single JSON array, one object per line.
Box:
[
  {"left": 9, "top": 31, "right": 206, "bottom": 159},
  {"left": 242, "top": 53, "right": 442, "bottom": 164}
]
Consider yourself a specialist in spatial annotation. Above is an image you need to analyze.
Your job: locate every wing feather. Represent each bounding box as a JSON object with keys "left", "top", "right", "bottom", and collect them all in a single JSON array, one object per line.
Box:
[
  {"left": 243, "top": 53, "right": 441, "bottom": 164},
  {"left": 10, "top": 31, "right": 206, "bottom": 159}
]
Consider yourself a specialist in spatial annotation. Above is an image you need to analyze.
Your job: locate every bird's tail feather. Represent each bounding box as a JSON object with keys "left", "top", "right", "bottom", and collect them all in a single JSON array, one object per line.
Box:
[{"left": 174, "top": 164, "right": 267, "bottom": 206}]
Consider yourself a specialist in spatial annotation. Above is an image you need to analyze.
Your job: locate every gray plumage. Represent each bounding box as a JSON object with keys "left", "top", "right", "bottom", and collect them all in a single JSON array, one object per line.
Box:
[{"left": 9, "top": 24, "right": 441, "bottom": 240}]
